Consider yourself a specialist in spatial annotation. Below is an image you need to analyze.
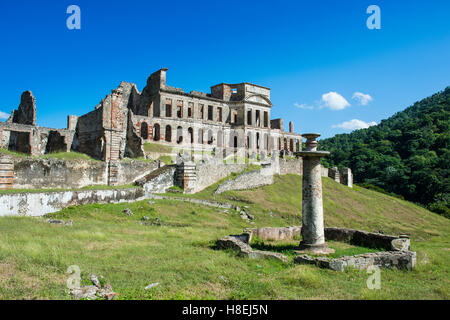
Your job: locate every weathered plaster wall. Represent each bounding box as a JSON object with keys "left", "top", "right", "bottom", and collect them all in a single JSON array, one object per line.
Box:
[
  {"left": 12, "top": 158, "right": 107, "bottom": 189},
  {"left": 194, "top": 159, "right": 247, "bottom": 193},
  {"left": 11, "top": 158, "right": 159, "bottom": 189},
  {"left": 279, "top": 158, "right": 302, "bottom": 175},
  {"left": 0, "top": 188, "right": 145, "bottom": 217},
  {"left": 142, "top": 166, "right": 176, "bottom": 194},
  {"left": 214, "top": 164, "right": 274, "bottom": 194}
]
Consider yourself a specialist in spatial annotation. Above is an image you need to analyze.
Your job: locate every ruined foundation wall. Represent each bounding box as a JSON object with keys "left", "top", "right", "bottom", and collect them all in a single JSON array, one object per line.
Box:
[
  {"left": 74, "top": 108, "right": 105, "bottom": 160},
  {"left": 194, "top": 160, "right": 247, "bottom": 193},
  {"left": 214, "top": 166, "right": 274, "bottom": 194},
  {"left": 0, "top": 188, "right": 145, "bottom": 217},
  {"left": 12, "top": 158, "right": 108, "bottom": 189},
  {"left": 11, "top": 158, "right": 159, "bottom": 189},
  {"left": 116, "top": 160, "right": 159, "bottom": 186},
  {"left": 0, "top": 122, "right": 75, "bottom": 156},
  {"left": 279, "top": 158, "right": 302, "bottom": 175}
]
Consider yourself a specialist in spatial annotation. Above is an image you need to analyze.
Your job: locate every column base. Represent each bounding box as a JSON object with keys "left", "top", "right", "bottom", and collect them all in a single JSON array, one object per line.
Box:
[{"left": 295, "top": 242, "right": 335, "bottom": 255}]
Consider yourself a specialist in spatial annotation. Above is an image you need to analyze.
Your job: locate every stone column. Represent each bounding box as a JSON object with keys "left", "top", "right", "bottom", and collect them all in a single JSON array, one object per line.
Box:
[{"left": 296, "top": 133, "right": 334, "bottom": 254}]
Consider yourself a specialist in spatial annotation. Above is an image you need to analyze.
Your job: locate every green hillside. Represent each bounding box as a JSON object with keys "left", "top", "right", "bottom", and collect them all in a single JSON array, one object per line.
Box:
[
  {"left": 319, "top": 87, "right": 450, "bottom": 217},
  {"left": 0, "top": 175, "right": 448, "bottom": 300}
]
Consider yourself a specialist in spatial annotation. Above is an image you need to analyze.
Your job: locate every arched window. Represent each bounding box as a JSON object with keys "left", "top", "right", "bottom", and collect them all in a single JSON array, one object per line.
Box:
[
  {"left": 177, "top": 126, "right": 183, "bottom": 144},
  {"left": 141, "top": 122, "right": 148, "bottom": 140},
  {"left": 165, "top": 125, "right": 172, "bottom": 142},
  {"left": 153, "top": 123, "right": 160, "bottom": 141},
  {"left": 188, "top": 127, "right": 194, "bottom": 144},
  {"left": 207, "top": 130, "right": 213, "bottom": 145}
]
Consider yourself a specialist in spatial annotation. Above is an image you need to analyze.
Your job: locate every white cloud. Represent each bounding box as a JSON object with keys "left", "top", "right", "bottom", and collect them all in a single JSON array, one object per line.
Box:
[
  {"left": 352, "top": 92, "right": 373, "bottom": 106},
  {"left": 320, "top": 92, "right": 350, "bottom": 110},
  {"left": 293, "top": 102, "right": 314, "bottom": 110},
  {"left": 332, "top": 119, "right": 377, "bottom": 131},
  {"left": 0, "top": 111, "right": 10, "bottom": 120}
]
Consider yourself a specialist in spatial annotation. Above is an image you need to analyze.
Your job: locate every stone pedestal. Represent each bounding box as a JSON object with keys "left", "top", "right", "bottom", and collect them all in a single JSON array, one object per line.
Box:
[{"left": 295, "top": 133, "right": 334, "bottom": 255}]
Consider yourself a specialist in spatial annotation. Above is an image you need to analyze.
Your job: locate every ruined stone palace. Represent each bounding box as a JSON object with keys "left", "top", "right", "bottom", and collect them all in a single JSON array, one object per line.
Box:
[{"left": 0, "top": 68, "right": 302, "bottom": 162}]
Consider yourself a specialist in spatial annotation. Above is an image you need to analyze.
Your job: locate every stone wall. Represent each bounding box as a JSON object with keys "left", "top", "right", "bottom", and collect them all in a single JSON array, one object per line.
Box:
[
  {"left": 320, "top": 165, "right": 353, "bottom": 188},
  {"left": 214, "top": 163, "right": 274, "bottom": 194},
  {"left": 294, "top": 251, "right": 416, "bottom": 271},
  {"left": 279, "top": 158, "right": 302, "bottom": 175},
  {"left": 0, "top": 188, "right": 145, "bottom": 217},
  {"left": 10, "top": 157, "right": 159, "bottom": 189},
  {"left": 0, "top": 122, "right": 75, "bottom": 157},
  {"left": 140, "top": 166, "right": 176, "bottom": 194},
  {"left": 193, "top": 158, "right": 247, "bottom": 193},
  {"left": 116, "top": 160, "right": 159, "bottom": 186},
  {"left": 246, "top": 226, "right": 301, "bottom": 241},
  {"left": 324, "top": 227, "right": 410, "bottom": 251}
]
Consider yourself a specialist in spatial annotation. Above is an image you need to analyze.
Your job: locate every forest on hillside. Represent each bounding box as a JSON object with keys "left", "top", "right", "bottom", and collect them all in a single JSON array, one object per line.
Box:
[{"left": 319, "top": 87, "right": 450, "bottom": 217}]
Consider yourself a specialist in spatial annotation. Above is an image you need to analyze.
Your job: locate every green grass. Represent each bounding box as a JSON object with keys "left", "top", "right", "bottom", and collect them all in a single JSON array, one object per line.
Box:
[
  {"left": 0, "top": 148, "right": 29, "bottom": 158},
  {"left": 0, "top": 174, "right": 449, "bottom": 299},
  {"left": 41, "top": 152, "right": 99, "bottom": 162},
  {"left": 157, "top": 155, "right": 175, "bottom": 165},
  {"left": 0, "top": 149, "right": 99, "bottom": 162},
  {"left": 143, "top": 143, "right": 174, "bottom": 154}
]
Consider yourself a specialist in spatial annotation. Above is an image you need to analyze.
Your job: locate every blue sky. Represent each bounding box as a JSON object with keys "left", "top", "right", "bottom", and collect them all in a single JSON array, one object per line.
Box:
[{"left": 0, "top": 0, "right": 449, "bottom": 138}]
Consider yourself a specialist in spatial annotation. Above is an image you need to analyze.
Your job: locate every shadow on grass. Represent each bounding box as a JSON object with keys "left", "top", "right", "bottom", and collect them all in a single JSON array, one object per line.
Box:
[{"left": 250, "top": 242, "right": 298, "bottom": 253}]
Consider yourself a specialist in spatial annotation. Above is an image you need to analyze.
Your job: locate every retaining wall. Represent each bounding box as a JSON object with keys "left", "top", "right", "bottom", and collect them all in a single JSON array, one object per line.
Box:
[
  {"left": 0, "top": 188, "right": 145, "bottom": 217},
  {"left": 10, "top": 157, "right": 158, "bottom": 189}
]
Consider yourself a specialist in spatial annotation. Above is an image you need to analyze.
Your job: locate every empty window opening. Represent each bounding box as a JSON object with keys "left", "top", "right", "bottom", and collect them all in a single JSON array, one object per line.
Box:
[
  {"left": 154, "top": 124, "right": 160, "bottom": 141},
  {"left": 256, "top": 132, "right": 260, "bottom": 149},
  {"left": 247, "top": 110, "right": 252, "bottom": 125},
  {"left": 177, "top": 106, "right": 183, "bottom": 118},
  {"left": 256, "top": 110, "right": 260, "bottom": 126},
  {"left": 188, "top": 127, "right": 194, "bottom": 144},
  {"left": 141, "top": 122, "right": 148, "bottom": 140},
  {"left": 188, "top": 103, "right": 193, "bottom": 118},
  {"left": 217, "top": 107, "right": 222, "bottom": 122},
  {"left": 177, "top": 126, "right": 183, "bottom": 144},
  {"left": 207, "top": 130, "right": 213, "bottom": 145},
  {"left": 165, "top": 125, "right": 172, "bottom": 142},
  {"left": 199, "top": 104, "right": 204, "bottom": 119},
  {"left": 264, "top": 111, "right": 268, "bottom": 127},
  {"left": 165, "top": 103, "right": 172, "bottom": 117},
  {"left": 208, "top": 106, "right": 213, "bottom": 121}
]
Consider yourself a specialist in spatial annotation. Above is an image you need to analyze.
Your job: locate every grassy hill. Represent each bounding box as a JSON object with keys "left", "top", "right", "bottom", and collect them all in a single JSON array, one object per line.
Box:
[
  {"left": 0, "top": 174, "right": 449, "bottom": 299},
  {"left": 319, "top": 87, "right": 450, "bottom": 217}
]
